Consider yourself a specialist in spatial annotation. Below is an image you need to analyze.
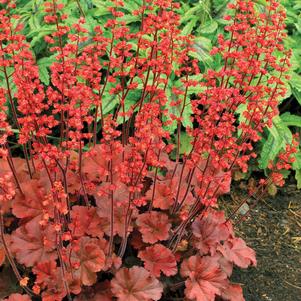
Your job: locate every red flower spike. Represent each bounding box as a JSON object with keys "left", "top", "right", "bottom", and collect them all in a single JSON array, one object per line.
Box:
[
  {"left": 193, "top": 158, "right": 231, "bottom": 199},
  {"left": 138, "top": 244, "right": 177, "bottom": 277},
  {"left": 111, "top": 266, "right": 163, "bottom": 301}
]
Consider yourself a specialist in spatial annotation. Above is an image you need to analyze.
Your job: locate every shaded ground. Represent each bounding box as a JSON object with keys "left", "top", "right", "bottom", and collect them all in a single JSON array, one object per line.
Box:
[{"left": 225, "top": 184, "right": 301, "bottom": 301}]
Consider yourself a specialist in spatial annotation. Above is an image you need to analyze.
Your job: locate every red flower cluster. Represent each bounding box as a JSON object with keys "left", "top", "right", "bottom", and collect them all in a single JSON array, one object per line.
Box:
[{"left": 0, "top": 0, "right": 293, "bottom": 300}]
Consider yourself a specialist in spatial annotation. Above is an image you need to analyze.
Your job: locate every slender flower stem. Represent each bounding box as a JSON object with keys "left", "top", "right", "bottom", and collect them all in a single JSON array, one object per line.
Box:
[{"left": 0, "top": 212, "right": 35, "bottom": 297}]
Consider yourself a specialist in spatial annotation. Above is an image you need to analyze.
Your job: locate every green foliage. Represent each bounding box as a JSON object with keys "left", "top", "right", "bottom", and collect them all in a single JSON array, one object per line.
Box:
[
  {"left": 259, "top": 116, "right": 292, "bottom": 169},
  {"left": 7, "top": 0, "right": 301, "bottom": 188},
  {"left": 37, "top": 55, "right": 56, "bottom": 85},
  {"left": 261, "top": 0, "right": 301, "bottom": 186},
  {"left": 232, "top": 0, "right": 301, "bottom": 187},
  {"left": 259, "top": 111, "right": 301, "bottom": 187},
  {"left": 281, "top": 112, "right": 301, "bottom": 128}
]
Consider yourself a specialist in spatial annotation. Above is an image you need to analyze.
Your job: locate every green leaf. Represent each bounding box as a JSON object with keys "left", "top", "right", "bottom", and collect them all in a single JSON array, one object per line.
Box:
[
  {"left": 235, "top": 103, "right": 247, "bottom": 136},
  {"left": 281, "top": 113, "right": 301, "bottom": 127},
  {"left": 253, "top": 0, "right": 268, "bottom": 6},
  {"left": 84, "top": 15, "right": 99, "bottom": 33},
  {"left": 259, "top": 134, "right": 282, "bottom": 169},
  {"left": 116, "top": 90, "right": 141, "bottom": 124},
  {"left": 279, "top": 79, "right": 292, "bottom": 102},
  {"left": 289, "top": 49, "right": 301, "bottom": 71},
  {"left": 182, "top": 102, "right": 193, "bottom": 128},
  {"left": 212, "top": 0, "right": 230, "bottom": 14},
  {"left": 290, "top": 72, "right": 301, "bottom": 91},
  {"left": 92, "top": 0, "right": 110, "bottom": 10},
  {"left": 89, "top": 7, "right": 110, "bottom": 17},
  {"left": 29, "top": 26, "right": 56, "bottom": 48},
  {"left": 259, "top": 116, "right": 292, "bottom": 169},
  {"left": 37, "top": 55, "right": 56, "bottom": 85},
  {"left": 96, "top": 83, "right": 121, "bottom": 116},
  {"left": 270, "top": 116, "right": 292, "bottom": 144},
  {"left": 186, "top": 76, "right": 206, "bottom": 94},
  {"left": 182, "top": 18, "right": 198, "bottom": 36},
  {"left": 191, "top": 37, "right": 213, "bottom": 65},
  {"left": 295, "top": 169, "right": 301, "bottom": 189},
  {"left": 177, "top": 132, "right": 193, "bottom": 155},
  {"left": 119, "top": 15, "right": 140, "bottom": 24},
  {"left": 199, "top": 20, "right": 218, "bottom": 34},
  {"left": 101, "top": 95, "right": 118, "bottom": 115},
  {"left": 292, "top": 152, "right": 301, "bottom": 170},
  {"left": 181, "top": 6, "right": 202, "bottom": 24},
  {"left": 292, "top": 88, "right": 301, "bottom": 106},
  {"left": 122, "top": 0, "right": 140, "bottom": 12},
  {"left": 173, "top": 75, "right": 205, "bottom": 95},
  {"left": 38, "top": 66, "right": 49, "bottom": 85},
  {"left": 29, "top": 15, "right": 40, "bottom": 30}
]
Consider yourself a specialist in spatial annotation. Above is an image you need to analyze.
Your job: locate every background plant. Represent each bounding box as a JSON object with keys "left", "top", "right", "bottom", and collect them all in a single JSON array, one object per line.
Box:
[{"left": 4, "top": 0, "right": 301, "bottom": 189}]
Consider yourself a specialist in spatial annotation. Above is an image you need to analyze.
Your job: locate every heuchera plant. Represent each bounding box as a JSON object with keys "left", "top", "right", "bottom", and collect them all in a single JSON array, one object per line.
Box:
[{"left": 0, "top": 0, "right": 298, "bottom": 300}]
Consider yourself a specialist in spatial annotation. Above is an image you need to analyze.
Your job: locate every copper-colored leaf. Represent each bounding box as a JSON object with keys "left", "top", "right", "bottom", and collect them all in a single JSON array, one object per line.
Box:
[
  {"left": 10, "top": 218, "right": 57, "bottom": 267},
  {"left": 4, "top": 293, "right": 31, "bottom": 301},
  {"left": 138, "top": 244, "right": 177, "bottom": 277},
  {"left": 12, "top": 179, "right": 53, "bottom": 220},
  {"left": 221, "top": 283, "right": 245, "bottom": 301},
  {"left": 136, "top": 211, "right": 171, "bottom": 244},
  {"left": 0, "top": 244, "right": 5, "bottom": 266},
  {"left": 33, "top": 260, "right": 81, "bottom": 300},
  {"left": 192, "top": 209, "right": 231, "bottom": 255},
  {"left": 111, "top": 266, "right": 163, "bottom": 301},
  {"left": 69, "top": 206, "right": 104, "bottom": 238},
  {"left": 181, "top": 255, "right": 228, "bottom": 301},
  {"left": 69, "top": 237, "right": 106, "bottom": 286},
  {"left": 95, "top": 183, "right": 136, "bottom": 237},
  {"left": 217, "top": 237, "right": 256, "bottom": 268},
  {"left": 145, "top": 179, "right": 174, "bottom": 210},
  {"left": 32, "top": 260, "right": 57, "bottom": 286}
]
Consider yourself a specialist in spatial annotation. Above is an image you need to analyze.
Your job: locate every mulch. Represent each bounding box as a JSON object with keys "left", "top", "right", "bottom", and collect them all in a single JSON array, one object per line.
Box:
[{"left": 224, "top": 183, "right": 301, "bottom": 301}]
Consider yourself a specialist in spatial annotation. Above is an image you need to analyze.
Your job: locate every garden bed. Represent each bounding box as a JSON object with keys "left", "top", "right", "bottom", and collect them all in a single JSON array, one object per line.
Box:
[{"left": 225, "top": 185, "right": 301, "bottom": 301}]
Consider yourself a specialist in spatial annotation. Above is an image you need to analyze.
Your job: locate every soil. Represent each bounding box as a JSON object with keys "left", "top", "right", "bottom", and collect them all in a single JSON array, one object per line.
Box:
[{"left": 224, "top": 183, "right": 301, "bottom": 301}]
